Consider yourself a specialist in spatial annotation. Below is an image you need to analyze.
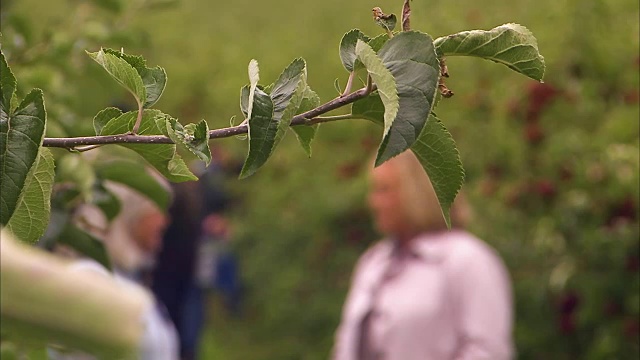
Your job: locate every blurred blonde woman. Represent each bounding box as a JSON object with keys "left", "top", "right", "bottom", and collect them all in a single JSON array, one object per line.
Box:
[{"left": 332, "top": 151, "right": 513, "bottom": 360}]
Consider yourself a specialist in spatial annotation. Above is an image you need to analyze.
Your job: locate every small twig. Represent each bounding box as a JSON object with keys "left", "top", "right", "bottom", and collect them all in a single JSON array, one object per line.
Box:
[
  {"left": 401, "top": 0, "right": 411, "bottom": 31},
  {"left": 131, "top": 103, "right": 143, "bottom": 134},
  {"left": 365, "top": 74, "right": 374, "bottom": 94},
  {"left": 42, "top": 86, "right": 374, "bottom": 149},
  {"left": 439, "top": 58, "right": 450, "bottom": 78},
  {"left": 341, "top": 71, "right": 356, "bottom": 97},
  {"left": 438, "top": 57, "right": 454, "bottom": 97}
]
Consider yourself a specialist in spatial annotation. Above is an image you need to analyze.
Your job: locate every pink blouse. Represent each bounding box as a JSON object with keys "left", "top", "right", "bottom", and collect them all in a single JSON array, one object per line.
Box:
[{"left": 332, "top": 230, "right": 513, "bottom": 360}]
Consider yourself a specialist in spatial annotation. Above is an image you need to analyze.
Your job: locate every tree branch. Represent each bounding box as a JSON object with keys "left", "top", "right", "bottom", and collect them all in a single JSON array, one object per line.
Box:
[{"left": 42, "top": 86, "right": 373, "bottom": 149}]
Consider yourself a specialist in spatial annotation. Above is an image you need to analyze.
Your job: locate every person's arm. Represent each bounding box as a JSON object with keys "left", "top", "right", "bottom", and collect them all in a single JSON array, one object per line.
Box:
[{"left": 451, "top": 240, "right": 514, "bottom": 360}]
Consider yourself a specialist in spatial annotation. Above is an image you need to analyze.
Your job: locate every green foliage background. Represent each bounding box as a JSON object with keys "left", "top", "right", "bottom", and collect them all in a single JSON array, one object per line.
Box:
[{"left": 2, "top": 0, "right": 639, "bottom": 359}]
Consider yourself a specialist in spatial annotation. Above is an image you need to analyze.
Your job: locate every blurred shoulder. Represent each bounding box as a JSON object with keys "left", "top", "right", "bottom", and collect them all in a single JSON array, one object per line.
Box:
[
  {"left": 354, "top": 240, "right": 392, "bottom": 270},
  {"left": 440, "top": 230, "right": 506, "bottom": 269}
]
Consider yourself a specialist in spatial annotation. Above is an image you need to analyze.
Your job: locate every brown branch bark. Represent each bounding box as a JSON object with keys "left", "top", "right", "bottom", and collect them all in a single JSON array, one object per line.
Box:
[{"left": 42, "top": 86, "right": 372, "bottom": 149}]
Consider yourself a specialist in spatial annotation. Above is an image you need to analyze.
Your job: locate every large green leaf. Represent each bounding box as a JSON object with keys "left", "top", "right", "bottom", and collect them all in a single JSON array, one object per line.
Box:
[
  {"left": 0, "top": 89, "right": 46, "bottom": 225},
  {"left": 5, "top": 148, "right": 55, "bottom": 243},
  {"left": 410, "top": 116, "right": 464, "bottom": 227},
  {"left": 102, "top": 48, "right": 167, "bottom": 108},
  {"left": 291, "top": 85, "right": 321, "bottom": 156},
  {"left": 95, "top": 160, "right": 171, "bottom": 211},
  {"left": 270, "top": 58, "right": 307, "bottom": 149},
  {"left": 239, "top": 87, "right": 275, "bottom": 179},
  {"left": 339, "top": 29, "right": 371, "bottom": 72},
  {"left": 86, "top": 49, "right": 146, "bottom": 109},
  {"left": 434, "top": 23, "right": 546, "bottom": 81},
  {"left": 375, "top": 31, "right": 440, "bottom": 165},
  {"left": 0, "top": 51, "right": 17, "bottom": 114},
  {"left": 355, "top": 39, "right": 399, "bottom": 142},
  {"left": 100, "top": 110, "right": 197, "bottom": 182}
]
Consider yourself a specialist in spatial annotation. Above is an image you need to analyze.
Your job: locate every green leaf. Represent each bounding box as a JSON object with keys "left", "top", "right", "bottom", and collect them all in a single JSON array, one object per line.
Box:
[
  {"left": 100, "top": 110, "right": 197, "bottom": 182},
  {"left": 368, "top": 33, "right": 390, "bottom": 52},
  {"left": 239, "top": 87, "right": 275, "bottom": 179},
  {"left": 351, "top": 93, "right": 384, "bottom": 126},
  {"left": 0, "top": 89, "right": 46, "bottom": 225},
  {"left": 56, "top": 154, "right": 97, "bottom": 199},
  {"left": 373, "top": 8, "right": 397, "bottom": 32},
  {"left": 102, "top": 49, "right": 167, "bottom": 108},
  {"left": 5, "top": 148, "right": 55, "bottom": 243},
  {"left": 156, "top": 115, "right": 211, "bottom": 165},
  {"left": 92, "top": 182, "right": 121, "bottom": 221},
  {"left": 246, "top": 59, "right": 260, "bottom": 118},
  {"left": 291, "top": 85, "right": 321, "bottom": 156},
  {"left": 339, "top": 29, "right": 371, "bottom": 72},
  {"left": 410, "top": 116, "right": 464, "bottom": 228},
  {"left": 374, "top": 31, "right": 440, "bottom": 165},
  {"left": 355, "top": 39, "right": 399, "bottom": 143},
  {"left": 270, "top": 58, "right": 307, "bottom": 148},
  {"left": 95, "top": 160, "right": 171, "bottom": 211},
  {"left": 93, "top": 107, "right": 123, "bottom": 135},
  {"left": 183, "top": 120, "right": 211, "bottom": 165},
  {"left": 86, "top": 49, "right": 146, "bottom": 109},
  {"left": 0, "top": 50, "right": 17, "bottom": 114},
  {"left": 433, "top": 23, "right": 546, "bottom": 81},
  {"left": 57, "top": 222, "right": 112, "bottom": 270},
  {"left": 239, "top": 59, "right": 307, "bottom": 178}
]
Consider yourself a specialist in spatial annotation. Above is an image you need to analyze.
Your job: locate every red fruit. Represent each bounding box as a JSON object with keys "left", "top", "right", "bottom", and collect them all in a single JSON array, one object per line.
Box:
[
  {"left": 623, "top": 89, "right": 639, "bottom": 105},
  {"left": 558, "top": 314, "right": 577, "bottom": 335},
  {"left": 607, "top": 197, "right": 637, "bottom": 226},
  {"left": 524, "top": 123, "right": 545, "bottom": 145},
  {"left": 558, "top": 164, "right": 574, "bottom": 182},
  {"left": 505, "top": 184, "right": 526, "bottom": 207},
  {"left": 603, "top": 300, "right": 622, "bottom": 316},
  {"left": 360, "top": 135, "right": 377, "bottom": 152},
  {"left": 485, "top": 163, "right": 504, "bottom": 178},
  {"left": 626, "top": 254, "right": 640, "bottom": 273},
  {"left": 558, "top": 292, "right": 580, "bottom": 314},
  {"left": 534, "top": 179, "right": 557, "bottom": 201},
  {"left": 337, "top": 162, "right": 360, "bottom": 180},
  {"left": 624, "top": 318, "right": 639, "bottom": 339},
  {"left": 345, "top": 227, "right": 366, "bottom": 245},
  {"left": 525, "top": 83, "right": 559, "bottom": 123},
  {"left": 479, "top": 178, "right": 498, "bottom": 196}
]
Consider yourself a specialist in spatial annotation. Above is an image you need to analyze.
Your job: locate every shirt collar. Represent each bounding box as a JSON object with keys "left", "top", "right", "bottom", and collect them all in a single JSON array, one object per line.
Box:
[{"left": 386, "top": 230, "right": 455, "bottom": 263}]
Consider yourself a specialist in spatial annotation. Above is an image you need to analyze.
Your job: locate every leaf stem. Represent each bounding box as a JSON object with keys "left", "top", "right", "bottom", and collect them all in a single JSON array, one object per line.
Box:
[
  {"left": 131, "top": 103, "right": 143, "bottom": 134},
  {"left": 306, "top": 113, "right": 355, "bottom": 125},
  {"left": 341, "top": 71, "right": 356, "bottom": 97}
]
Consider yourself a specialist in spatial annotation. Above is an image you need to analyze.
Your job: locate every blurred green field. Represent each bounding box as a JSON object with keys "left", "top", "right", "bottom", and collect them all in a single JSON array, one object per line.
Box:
[{"left": 2, "top": 0, "right": 639, "bottom": 359}]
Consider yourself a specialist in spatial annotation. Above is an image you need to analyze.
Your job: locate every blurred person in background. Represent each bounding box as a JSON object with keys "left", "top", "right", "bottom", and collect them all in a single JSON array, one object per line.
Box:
[
  {"left": 153, "top": 144, "right": 242, "bottom": 360},
  {"left": 102, "top": 182, "right": 171, "bottom": 285},
  {"left": 47, "top": 176, "right": 178, "bottom": 360},
  {"left": 332, "top": 151, "right": 513, "bottom": 360}
]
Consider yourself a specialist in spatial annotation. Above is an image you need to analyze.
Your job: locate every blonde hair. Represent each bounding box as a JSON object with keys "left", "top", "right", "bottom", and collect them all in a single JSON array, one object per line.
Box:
[{"left": 374, "top": 151, "right": 471, "bottom": 233}]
